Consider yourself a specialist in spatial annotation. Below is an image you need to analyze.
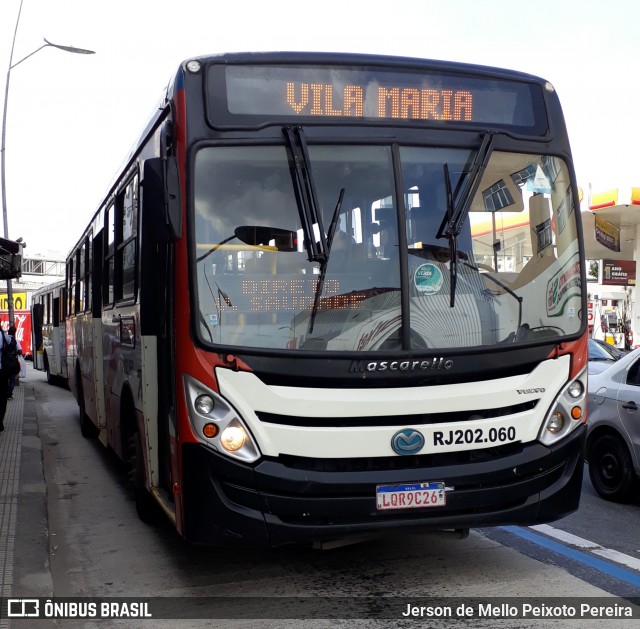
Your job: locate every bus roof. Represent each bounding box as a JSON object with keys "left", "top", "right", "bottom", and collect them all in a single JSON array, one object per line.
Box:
[{"left": 178, "top": 51, "right": 551, "bottom": 86}]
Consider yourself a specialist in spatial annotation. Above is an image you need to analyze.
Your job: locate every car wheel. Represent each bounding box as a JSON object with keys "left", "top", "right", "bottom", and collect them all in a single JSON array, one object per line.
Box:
[{"left": 588, "top": 434, "right": 638, "bottom": 502}]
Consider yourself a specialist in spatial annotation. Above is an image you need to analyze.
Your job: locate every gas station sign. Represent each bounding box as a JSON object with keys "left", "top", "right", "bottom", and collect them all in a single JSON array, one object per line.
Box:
[{"left": 601, "top": 259, "right": 636, "bottom": 286}]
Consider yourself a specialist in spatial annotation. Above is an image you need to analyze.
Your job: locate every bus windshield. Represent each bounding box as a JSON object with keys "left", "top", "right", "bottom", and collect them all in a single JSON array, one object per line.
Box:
[{"left": 193, "top": 144, "right": 580, "bottom": 352}]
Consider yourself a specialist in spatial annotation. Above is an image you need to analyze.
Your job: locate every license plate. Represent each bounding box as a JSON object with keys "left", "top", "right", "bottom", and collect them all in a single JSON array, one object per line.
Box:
[{"left": 376, "top": 481, "right": 446, "bottom": 511}]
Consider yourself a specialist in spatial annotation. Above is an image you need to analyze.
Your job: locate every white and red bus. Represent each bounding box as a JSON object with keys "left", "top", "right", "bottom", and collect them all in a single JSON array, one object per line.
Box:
[
  {"left": 64, "top": 52, "right": 588, "bottom": 545},
  {"left": 31, "top": 280, "right": 66, "bottom": 384}
]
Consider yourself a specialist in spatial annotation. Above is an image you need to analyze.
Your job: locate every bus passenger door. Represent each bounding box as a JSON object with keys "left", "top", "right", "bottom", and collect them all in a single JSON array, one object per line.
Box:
[
  {"left": 92, "top": 230, "right": 108, "bottom": 444},
  {"left": 32, "top": 302, "right": 44, "bottom": 371},
  {"left": 102, "top": 308, "right": 119, "bottom": 451},
  {"left": 50, "top": 296, "right": 61, "bottom": 376}
]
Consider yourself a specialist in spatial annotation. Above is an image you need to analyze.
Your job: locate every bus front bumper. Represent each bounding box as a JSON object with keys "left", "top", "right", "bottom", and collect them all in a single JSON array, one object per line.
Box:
[{"left": 181, "top": 424, "right": 585, "bottom": 547}]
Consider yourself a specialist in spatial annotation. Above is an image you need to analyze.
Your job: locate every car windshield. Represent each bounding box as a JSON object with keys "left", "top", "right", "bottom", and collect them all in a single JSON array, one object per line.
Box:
[
  {"left": 193, "top": 144, "right": 581, "bottom": 352},
  {"left": 589, "top": 340, "right": 618, "bottom": 361}
]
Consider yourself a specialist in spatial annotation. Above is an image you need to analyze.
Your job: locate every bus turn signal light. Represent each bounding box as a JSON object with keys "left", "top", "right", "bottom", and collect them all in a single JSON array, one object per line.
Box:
[{"left": 203, "top": 423, "right": 218, "bottom": 438}]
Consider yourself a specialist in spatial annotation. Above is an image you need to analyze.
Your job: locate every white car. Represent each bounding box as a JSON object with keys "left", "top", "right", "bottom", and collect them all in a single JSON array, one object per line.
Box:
[{"left": 587, "top": 348, "right": 640, "bottom": 502}]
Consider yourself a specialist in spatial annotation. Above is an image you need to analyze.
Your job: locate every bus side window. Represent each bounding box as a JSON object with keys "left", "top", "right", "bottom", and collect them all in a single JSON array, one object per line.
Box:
[
  {"left": 120, "top": 176, "right": 138, "bottom": 300},
  {"left": 104, "top": 204, "right": 115, "bottom": 305},
  {"left": 53, "top": 297, "right": 60, "bottom": 328}
]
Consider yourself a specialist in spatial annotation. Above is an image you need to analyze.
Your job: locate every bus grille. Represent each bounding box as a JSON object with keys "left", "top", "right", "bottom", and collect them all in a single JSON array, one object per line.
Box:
[
  {"left": 255, "top": 400, "right": 537, "bottom": 428},
  {"left": 275, "top": 441, "right": 524, "bottom": 473}
]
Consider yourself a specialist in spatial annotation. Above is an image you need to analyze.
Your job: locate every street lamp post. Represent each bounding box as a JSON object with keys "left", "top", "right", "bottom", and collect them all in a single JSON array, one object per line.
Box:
[{"left": 1, "top": 0, "right": 94, "bottom": 324}]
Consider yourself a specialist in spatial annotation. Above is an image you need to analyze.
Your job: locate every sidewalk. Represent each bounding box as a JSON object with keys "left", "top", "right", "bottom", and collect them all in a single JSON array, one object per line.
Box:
[
  {"left": 0, "top": 367, "right": 53, "bottom": 627},
  {"left": 0, "top": 378, "right": 26, "bottom": 608}
]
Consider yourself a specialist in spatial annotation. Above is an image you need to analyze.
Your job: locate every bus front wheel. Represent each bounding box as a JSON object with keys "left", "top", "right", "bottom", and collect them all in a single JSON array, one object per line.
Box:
[{"left": 128, "top": 428, "right": 160, "bottom": 524}]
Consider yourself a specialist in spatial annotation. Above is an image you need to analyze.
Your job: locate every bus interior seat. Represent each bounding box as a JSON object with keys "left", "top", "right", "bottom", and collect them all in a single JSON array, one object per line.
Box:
[
  {"left": 409, "top": 206, "right": 432, "bottom": 247},
  {"left": 328, "top": 229, "right": 359, "bottom": 271},
  {"left": 244, "top": 252, "right": 276, "bottom": 274},
  {"left": 409, "top": 206, "right": 473, "bottom": 258},
  {"left": 274, "top": 251, "right": 310, "bottom": 275},
  {"left": 372, "top": 206, "right": 398, "bottom": 258}
]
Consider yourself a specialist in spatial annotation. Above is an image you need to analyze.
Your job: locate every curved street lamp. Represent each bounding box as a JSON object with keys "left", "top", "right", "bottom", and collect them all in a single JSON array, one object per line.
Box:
[
  {"left": 1, "top": 0, "right": 95, "bottom": 324},
  {"left": 10, "top": 38, "right": 95, "bottom": 71}
]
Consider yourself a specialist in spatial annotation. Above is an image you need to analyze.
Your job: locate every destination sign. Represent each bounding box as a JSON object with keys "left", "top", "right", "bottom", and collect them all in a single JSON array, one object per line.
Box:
[
  {"left": 283, "top": 82, "right": 473, "bottom": 122},
  {"left": 208, "top": 64, "right": 547, "bottom": 133},
  {"left": 238, "top": 277, "right": 366, "bottom": 312},
  {"left": 210, "top": 277, "right": 395, "bottom": 314}
]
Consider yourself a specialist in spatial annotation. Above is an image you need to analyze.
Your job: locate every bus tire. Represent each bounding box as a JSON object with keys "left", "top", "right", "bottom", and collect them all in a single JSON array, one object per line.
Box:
[
  {"left": 129, "top": 429, "right": 160, "bottom": 524},
  {"left": 78, "top": 373, "right": 99, "bottom": 439},
  {"left": 588, "top": 433, "right": 638, "bottom": 502},
  {"left": 44, "top": 354, "right": 53, "bottom": 384},
  {"left": 45, "top": 354, "right": 60, "bottom": 387}
]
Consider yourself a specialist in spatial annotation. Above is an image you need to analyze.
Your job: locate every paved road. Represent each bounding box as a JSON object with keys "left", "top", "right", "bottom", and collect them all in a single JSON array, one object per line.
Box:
[{"left": 1, "top": 366, "right": 639, "bottom": 628}]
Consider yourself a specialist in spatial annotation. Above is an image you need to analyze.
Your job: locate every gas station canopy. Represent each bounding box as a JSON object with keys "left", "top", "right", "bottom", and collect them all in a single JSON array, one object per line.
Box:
[{"left": 581, "top": 188, "right": 640, "bottom": 261}]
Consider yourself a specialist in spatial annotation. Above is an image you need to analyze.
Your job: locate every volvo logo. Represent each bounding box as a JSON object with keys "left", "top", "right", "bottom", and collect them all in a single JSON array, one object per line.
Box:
[{"left": 391, "top": 429, "right": 425, "bottom": 455}]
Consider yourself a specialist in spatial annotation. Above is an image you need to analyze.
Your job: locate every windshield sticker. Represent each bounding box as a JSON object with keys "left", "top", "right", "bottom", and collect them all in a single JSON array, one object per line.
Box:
[
  {"left": 528, "top": 165, "right": 551, "bottom": 193},
  {"left": 208, "top": 313, "right": 219, "bottom": 326},
  {"left": 414, "top": 263, "right": 444, "bottom": 295},
  {"left": 547, "top": 254, "right": 581, "bottom": 317}
]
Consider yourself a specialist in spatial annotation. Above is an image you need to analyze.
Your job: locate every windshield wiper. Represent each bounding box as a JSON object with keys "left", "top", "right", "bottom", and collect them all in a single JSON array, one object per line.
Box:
[
  {"left": 437, "top": 132, "right": 495, "bottom": 307},
  {"left": 283, "top": 125, "right": 342, "bottom": 335},
  {"left": 308, "top": 188, "right": 345, "bottom": 334},
  {"left": 283, "top": 125, "right": 327, "bottom": 265}
]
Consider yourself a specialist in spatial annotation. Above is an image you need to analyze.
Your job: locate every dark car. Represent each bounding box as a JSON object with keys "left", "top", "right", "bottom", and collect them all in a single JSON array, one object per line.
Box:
[
  {"left": 586, "top": 348, "right": 640, "bottom": 502},
  {"left": 591, "top": 338, "right": 628, "bottom": 360},
  {"left": 588, "top": 338, "right": 619, "bottom": 375}
]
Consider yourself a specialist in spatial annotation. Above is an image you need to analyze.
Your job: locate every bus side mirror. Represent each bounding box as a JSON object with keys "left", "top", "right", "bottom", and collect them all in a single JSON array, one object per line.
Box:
[
  {"left": 143, "top": 157, "right": 182, "bottom": 242},
  {"left": 234, "top": 226, "right": 298, "bottom": 251}
]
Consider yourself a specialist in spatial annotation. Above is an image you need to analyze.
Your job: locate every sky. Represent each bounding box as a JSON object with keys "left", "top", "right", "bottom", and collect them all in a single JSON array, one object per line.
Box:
[{"left": 1, "top": 0, "right": 640, "bottom": 259}]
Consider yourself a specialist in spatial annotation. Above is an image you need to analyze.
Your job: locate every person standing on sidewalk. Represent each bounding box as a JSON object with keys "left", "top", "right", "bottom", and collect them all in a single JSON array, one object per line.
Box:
[
  {"left": 0, "top": 330, "right": 9, "bottom": 431},
  {"left": 7, "top": 325, "right": 22, "bottom": 399}
]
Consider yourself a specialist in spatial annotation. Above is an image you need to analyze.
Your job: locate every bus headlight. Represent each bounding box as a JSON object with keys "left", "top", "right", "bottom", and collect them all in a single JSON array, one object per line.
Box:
[
  {"left": 220, "top": 425, "right": 246, "bottom": 451},
  {"left": 547, "top": 412, "right": 564, "bottom": 433},
  {"left": 538, "top": 368, "right": 587, "bottom": 446},
  {"left": 184, "top": 375, "right": 260, "bottom": 463},
  {"left": 567, "top": 380, "right": 584, "bottom": 398},
  {"left": 194, "top": 394, "right": 214, "bottom": 415}
]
